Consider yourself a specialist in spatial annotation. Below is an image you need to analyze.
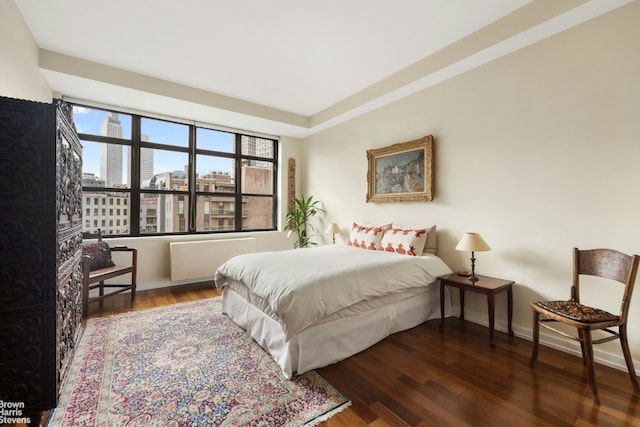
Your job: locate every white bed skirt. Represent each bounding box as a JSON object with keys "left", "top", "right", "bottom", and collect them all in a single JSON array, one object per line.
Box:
[{"left": 222, "top": 282, "right": 452, "bottom": 378}]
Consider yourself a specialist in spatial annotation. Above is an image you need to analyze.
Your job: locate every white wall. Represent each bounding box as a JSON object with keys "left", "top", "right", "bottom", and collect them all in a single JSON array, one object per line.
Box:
[
  {"left": 302, "top": 2, "right": 640, "bottom": 371},
  {"left": 0, "top": 1, "right": 51, "bottom": 101}
]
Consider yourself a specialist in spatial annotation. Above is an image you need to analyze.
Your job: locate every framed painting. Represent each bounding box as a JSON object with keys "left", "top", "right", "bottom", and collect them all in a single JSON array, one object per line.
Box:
[{"left": 366, "top": 135, "right": 433, "bottom": 203}]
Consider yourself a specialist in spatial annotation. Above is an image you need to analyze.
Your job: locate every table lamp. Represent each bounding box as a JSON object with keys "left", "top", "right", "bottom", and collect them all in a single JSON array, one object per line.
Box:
[
  {"left": 455, "top": 232, "right": 491, "bottom": 282},
  {"left": 325, "top": 223, "right": 341, "bottom": 244}
]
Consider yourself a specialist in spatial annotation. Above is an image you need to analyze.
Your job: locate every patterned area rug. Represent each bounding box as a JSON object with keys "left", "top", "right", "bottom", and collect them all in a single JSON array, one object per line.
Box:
[{"left": 49, "top": 298, "right": 350, "bottom": 426}]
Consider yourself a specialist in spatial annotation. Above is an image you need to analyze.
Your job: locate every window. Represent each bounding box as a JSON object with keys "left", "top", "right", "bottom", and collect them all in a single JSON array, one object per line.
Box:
[{"left": 74, "top": 104, "right": 278, "bottom": 236}]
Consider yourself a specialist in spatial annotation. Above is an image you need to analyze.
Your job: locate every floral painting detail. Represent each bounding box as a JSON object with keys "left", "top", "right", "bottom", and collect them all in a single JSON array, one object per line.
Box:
[{"left": 49, "top": 298, "right": 350, "bottom": 426}]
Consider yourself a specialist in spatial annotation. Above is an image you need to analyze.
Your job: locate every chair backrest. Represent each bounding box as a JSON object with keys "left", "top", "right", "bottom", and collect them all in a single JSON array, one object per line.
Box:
[
  {"left": 572, "top": 247, "right": 640, "bottom": 322},
  {"left": 82, "top": 229, "right": 104, "bottom": 242}
]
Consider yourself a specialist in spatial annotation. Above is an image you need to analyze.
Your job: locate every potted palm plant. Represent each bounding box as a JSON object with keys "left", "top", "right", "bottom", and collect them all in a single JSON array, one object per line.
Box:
[{"left": 284, "top": 195, "right": 325, "bottom": 248}]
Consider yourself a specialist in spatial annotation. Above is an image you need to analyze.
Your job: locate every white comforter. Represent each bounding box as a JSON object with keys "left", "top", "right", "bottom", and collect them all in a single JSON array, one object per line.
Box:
[{"left": 214, "top": 245, "right": 452, "bottom": 340}]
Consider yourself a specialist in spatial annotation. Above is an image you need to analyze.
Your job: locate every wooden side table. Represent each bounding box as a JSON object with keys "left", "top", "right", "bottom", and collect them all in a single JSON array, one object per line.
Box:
[{"left": 439, "top": 273, "right": 514, "bottom": 346}]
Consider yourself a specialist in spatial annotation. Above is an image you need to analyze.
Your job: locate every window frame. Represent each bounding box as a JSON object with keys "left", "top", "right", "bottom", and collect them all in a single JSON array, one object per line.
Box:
[{"left": 75, "top": 102, "right": 279, "bottom": 237}]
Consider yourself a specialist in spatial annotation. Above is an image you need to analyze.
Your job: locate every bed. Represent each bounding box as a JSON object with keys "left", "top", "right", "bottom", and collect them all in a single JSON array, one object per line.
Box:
[{"left": 214, "top": 224, "right": 453, "bottom": 378}]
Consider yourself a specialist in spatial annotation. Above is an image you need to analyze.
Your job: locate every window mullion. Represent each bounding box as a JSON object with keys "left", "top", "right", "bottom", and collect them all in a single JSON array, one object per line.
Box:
[
  {"left": 272, "top": 141, "right": 279, "bottom": 230},
  {"left": 130, "top": 115, "right": 141, "bottom": 236},
  {"left": 188, "top": 125, "right": 197, "bottom": 233},
  {"left": 235, "top": 134, "right": 242, "bottom": 231}
]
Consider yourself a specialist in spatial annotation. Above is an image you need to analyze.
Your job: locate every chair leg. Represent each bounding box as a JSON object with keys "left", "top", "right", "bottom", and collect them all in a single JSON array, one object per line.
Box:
[
  {"left": 619, "top": 325, "right": 640, "bottom": 392},
  {"left": 579, "top": 334, "right": 587, "bottom": 366},
  {"left": 581, "top": 328, "right": 600, "bottom": 405},
  {"left": 131, "top": 270, "right": 137, "bottom": 301},
  {"left": 529, "top": 309, "right": 540, "bottom": 367},
  {"left": 99, "top": 280, "right": 105, "bottom": 309},
  {"left": 82, "top": 267, "right": 89, "bottom": 320}
]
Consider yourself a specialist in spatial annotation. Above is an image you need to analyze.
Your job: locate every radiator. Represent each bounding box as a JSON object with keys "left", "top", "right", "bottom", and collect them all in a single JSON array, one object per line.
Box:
[{"left": 169, "top": 238, "right": 256, "bottom": 281}]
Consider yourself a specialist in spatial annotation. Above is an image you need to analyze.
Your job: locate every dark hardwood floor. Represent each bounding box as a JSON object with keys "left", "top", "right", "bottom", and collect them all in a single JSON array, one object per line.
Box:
[{"left": 28, "top": 283, "right": 640, "bottom": 426}]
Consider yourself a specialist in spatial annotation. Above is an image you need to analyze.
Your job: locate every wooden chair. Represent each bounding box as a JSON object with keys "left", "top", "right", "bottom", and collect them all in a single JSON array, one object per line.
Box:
[
  {"left": 82, "top": 229, "right": 137, "bottom": 318},
  {"left": 529, "top": 247, "right": 640, "bottom": 404}
]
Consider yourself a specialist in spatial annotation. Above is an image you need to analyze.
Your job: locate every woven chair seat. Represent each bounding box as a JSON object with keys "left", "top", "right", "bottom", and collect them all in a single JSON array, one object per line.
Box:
[{"left": 534, "top": 300, "right": 619, "bottom": 323}]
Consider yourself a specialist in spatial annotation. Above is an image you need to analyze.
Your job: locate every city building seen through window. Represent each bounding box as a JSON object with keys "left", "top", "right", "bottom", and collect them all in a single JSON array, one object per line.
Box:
[{"left": 73, "top": 104, "right": 278, "bottom": 237}]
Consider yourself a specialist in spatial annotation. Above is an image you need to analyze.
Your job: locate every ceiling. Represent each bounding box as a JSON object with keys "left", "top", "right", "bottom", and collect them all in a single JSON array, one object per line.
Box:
[{"left": 14, "top": 0, "right": 632, "bottom": 138}]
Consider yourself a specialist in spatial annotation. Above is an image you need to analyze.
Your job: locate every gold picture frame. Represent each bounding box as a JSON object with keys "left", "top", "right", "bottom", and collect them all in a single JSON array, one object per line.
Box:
[{"left": 366, "top": 135, "right": 434, "bottom": 203}]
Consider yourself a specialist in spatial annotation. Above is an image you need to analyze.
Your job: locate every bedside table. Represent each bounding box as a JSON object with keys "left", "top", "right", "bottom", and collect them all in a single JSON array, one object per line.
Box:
[{"left": 438, "top": 273, "right": 514, "bottom": 346}]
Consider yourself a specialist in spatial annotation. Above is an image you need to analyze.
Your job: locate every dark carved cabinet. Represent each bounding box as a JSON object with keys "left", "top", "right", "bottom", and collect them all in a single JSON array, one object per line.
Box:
[{"left": 0, "top": 96, "right": 83, "bottom": 421}]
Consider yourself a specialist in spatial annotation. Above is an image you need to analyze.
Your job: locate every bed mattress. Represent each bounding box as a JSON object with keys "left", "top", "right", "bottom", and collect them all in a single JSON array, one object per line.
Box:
[{"left": 222, "top": 281, "right": 452, "bottom": 378}]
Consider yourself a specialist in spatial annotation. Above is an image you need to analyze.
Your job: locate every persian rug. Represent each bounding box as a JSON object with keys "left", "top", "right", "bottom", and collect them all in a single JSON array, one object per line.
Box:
[{"left": 49, "top": 298, "right": 350, "bottom": 426}]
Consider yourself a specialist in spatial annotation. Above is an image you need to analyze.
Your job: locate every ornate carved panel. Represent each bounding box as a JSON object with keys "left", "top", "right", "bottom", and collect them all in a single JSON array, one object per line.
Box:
[
  {"left": 0, "top": 311, "right": 46, "bottom": 403},
  {"left": 54, "top": 100, "right": 83, "bottom": 395},
  {"left": 0, "top": 214, "right": 47, "bottom": 308},
  {"left": 56, "top": 259, "right": 83, "bottom": 386},
  {"left": 0, "top": 97, "right": 83, "bottom": 418},
  {"left": 0, "top": 105, "right": 49, "bottom": 205}
]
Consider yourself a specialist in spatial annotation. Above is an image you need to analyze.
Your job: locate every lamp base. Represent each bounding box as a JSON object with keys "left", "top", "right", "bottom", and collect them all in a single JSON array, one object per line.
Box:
[{"left": 468, "top": 251, "right": 479, "bottom": 283}]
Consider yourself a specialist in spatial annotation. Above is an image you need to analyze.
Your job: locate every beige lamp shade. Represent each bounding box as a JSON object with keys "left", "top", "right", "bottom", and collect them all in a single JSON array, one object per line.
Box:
[
  {"left": 325, "top": 223, "right": 342, "bottom": 234},
  {"left": 455, "top": 232, "right": 490, "bottom": 282},
  {"left": 455, "top": 232, "right": 491, "bottom": 252}
]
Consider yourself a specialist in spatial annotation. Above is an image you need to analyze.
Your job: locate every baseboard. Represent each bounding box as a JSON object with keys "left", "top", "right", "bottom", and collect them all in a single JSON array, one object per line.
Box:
[
  {"left": 137, "top": 277, "right": 215, "bottom": 292},
  {"left": 460, "top": 309, "right": 640, "bottom": 373}
]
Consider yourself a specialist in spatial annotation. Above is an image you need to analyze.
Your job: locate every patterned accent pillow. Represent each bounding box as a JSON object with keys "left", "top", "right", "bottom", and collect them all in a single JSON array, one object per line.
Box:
[
  {"left": 392, "top": 223, "right": 436, "bottom": 255},
  {"left": 83, "top": 242, "right": 115, "bottom": 271},
  {"left": 346, "top": 222, "right": 389, "bottom": 250},
  {"left": 377, "top": 227, "right": 429, "bottom": 256}
]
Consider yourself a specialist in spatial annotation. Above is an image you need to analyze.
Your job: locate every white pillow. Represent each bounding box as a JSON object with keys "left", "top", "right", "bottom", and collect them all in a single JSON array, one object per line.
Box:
[
  {"left": 346, "top": 222, "right": 390, "bottom": 250},
  {"left": 378, "top": 226, "right": 431, "bottom": 256},
  {"left": 392, "top": 223, "right": 437, "bottom": 255}
]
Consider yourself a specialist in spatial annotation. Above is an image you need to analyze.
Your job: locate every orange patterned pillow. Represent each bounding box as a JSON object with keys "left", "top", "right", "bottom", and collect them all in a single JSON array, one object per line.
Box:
[
  {"left": 377, "top": 227, "right": 429, "bottom": 256},
  {"left": 346, "top": 222, "right": 389, "bottom": 250}
]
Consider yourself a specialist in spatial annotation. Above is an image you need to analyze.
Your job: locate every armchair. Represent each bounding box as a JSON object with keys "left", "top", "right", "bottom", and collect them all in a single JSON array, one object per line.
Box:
[{"left": 81, "top": 230, "right": 137, "bottom": 318}]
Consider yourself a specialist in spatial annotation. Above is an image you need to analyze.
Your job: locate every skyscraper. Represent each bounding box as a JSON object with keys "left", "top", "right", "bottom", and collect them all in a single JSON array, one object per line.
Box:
[
  {"left": 100, "top": 112, "right": 123, "bottom": 187},
  {"left": 140, "top": 136, "right": 154, "bottom": 184},
  {"left": 100, "top": 113, "right": 154, "bottom": 188}
]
